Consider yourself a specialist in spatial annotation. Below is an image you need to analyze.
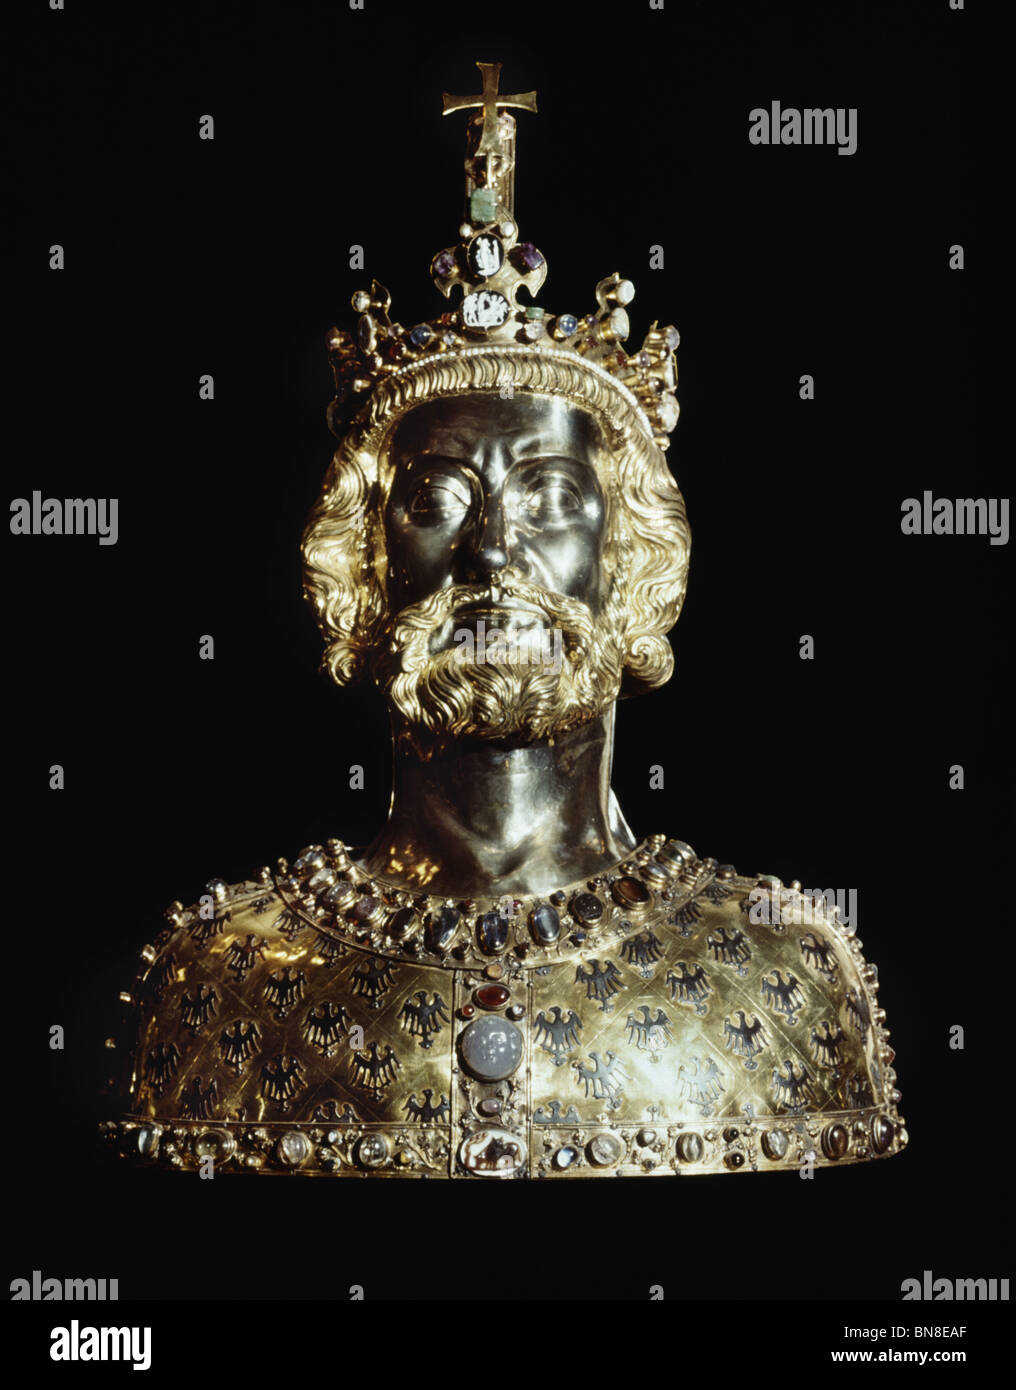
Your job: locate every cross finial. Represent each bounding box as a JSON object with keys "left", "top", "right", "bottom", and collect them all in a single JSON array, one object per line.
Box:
[{"left": 442, "top": 61, "right": 537, "bottom": 156}]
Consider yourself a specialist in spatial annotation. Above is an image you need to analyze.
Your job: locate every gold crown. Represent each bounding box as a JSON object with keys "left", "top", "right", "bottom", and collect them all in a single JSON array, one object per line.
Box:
[{"left": 328, "top": 62, "right": 681, "bottom": 450}]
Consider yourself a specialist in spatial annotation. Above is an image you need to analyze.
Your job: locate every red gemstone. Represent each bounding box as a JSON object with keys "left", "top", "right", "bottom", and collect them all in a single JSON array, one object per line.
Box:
[
  {"left": 460, "top": 1004, "right": 475, "bottom": 1018},
  {"left": 474, "top": 985, "right": 510, "bottom": 1010}
]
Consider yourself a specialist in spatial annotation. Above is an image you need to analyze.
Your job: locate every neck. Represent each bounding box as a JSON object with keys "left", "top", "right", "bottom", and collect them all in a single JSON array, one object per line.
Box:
[{"left": 360, "top": 706, "right": 638, "bottom": 896}]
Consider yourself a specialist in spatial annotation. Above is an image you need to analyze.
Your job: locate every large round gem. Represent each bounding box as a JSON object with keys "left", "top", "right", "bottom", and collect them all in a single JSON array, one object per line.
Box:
[
  {"left": 459, "top": 1016, "right": 524, "bottom": 1081},
  {"left": 676, "top": 1131, "right": 704, "bottom": 1164},
  {"left": 587, "top": 1132, "right": 623, "bottom": 1167},
  {"left": 821, "top": 1123, "right": 849, "bottom": 1160},
  {"left": 871, "top": 1115, "right": 894, "bottom": 1154},
  {"left": 530, "top": 903, "right": 560, "bottom": 943}
]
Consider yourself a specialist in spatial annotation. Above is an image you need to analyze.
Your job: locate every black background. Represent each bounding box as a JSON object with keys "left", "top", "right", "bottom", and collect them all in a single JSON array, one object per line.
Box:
[{"left": 7, "top": 0, "right": 1003, "bottom": 1302}]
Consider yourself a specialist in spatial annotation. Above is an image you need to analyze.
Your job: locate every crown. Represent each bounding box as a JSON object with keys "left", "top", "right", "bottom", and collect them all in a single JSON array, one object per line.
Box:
[{"left": 328, "top": 62, "right": 681, "bottom": 450}]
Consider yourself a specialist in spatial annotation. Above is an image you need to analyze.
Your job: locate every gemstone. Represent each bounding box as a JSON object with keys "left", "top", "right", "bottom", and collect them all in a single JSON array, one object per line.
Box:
[
  {"left": 409, "top": 324, "right": 433, "bottom": 348},
  {"left": 195, "top": 1128, "right": 235, "bottom": 1162},
  {"left": 462, "top": 290, "right": 510, "bottom": 329},
  {"left": 477, "top": 912, "right": 509, "bottom": 954},
  {"left": 276, "top": 1131, "right": 311, "bottom": 1167},
  {"left": 470, "top": 187, "right": 497, "bottom": 222},
  {"left": 665, "top": 325, "right": 680, "bottom": 350},
  {"left": 549, "top": 890, "right": 566, "bottom": 906},
  {"left": 351, "top": 290, "right": 371, "bottom": 312},
  {"left": 467, "top": 233, "right": 503, "bottom": 278},
  {"left": 136, "top": 1125, "right": 161, "bottom": 1159},
  {"left": 459, "top": 1016, "right": 524, "bottom": 1081},
  {"left": 615, "top": 279, "right": 635, "bottom": 305},
  {"left": 357, "top": 314, "right": 377, "bottom": 353},
  {"left": 387, "top": 906, "right": 417, "bottom": 938},
  {"left": 716, "top": 864, "right": 736, "bottom": 880},
  {"left": 308, "top": 866, "right": 336, "bottom": 891},
  {"left": 478, "top": 1098, "right": 502, "bottom": 1118},
  {"left": 352, "top": 895, "right": 381, "bottom": 922},
  {"left": 637, "top": 1129, "right": 657, "bottom": 1147},
  {"left": 425, "top": 905, "right": 461, "bottom": 953},
  {"left": 530, "top": 903, "right": 561, "bottom": 944},
  {"left": 587, "top": 1132, "right": 623, "bottom": 1167},
  {"left": 642, "top": 863, "right": 668, "bottom": 887},
  {"left": 608, "top": 307, "right": 629, "bottom": 340},
  {"left": 321, "top": 878, "right": 355, "bottom": 910},
  {"left": 460, "top": 1004, "right": 475, "bottom": 1019},
  {"left": 724, "top": 1151, "right": 745, "bottom": 1170},
  {"left": 658, "top": 839, "right": 694, "bottom": 866},
  {"left": 355, "top": 1133, "right": 389, "bottom": 1168},
  {"left": 523, "top": 320, "right": 545, "bottom": 341},
  {"left": 570, "top": 892, "right": 604, "bottom": 925},
  {"left": 474, "top": 984, "right": 510, "bottom": 1010},
  {"left": 762, "top": 1129, "right": 789, "bottom": 1160},
  {"left": 524, "top": 304, "right": 545, "bottom": 319},
  {"left": 611, "top": 875, "right": 650, "bottom": 907},
  {"left": 723, "top": 1126, "right": 740, "bottom": 1142},
  {"left": 459, "top": 1127, "right": 526, "bottom": 1175},
  {"left": 506, "top": 1004, "right": 525, "bottom": 1020},
  {"left": 658, "top": 394, "right": 679, "bottom": 431},
  {"left": 556, "top": 314, "right": 578, "bottom": 337},
  {"left": 676, "top": 1131, "right": 704, "bottom": 1163},
  {"left": 553, "top": 1145, "right": 578, "bottom": 1170},
  {"left": 433, "top": 250, "right": 455, "bottom": 277},
  {"left": 516, "top": 241, "right": 545, "bottom": 271},
  {"left": 872, "top": 1116, "right": 894, "bottom": 1154},
  {"left": 822, "top": 1123, "right": 850, "bottom": 1160}
]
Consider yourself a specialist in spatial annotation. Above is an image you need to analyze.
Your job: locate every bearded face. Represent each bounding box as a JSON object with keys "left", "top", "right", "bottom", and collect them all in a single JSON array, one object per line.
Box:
[{"left": 376, "top": 393, "right": 629, "bottom": 742}]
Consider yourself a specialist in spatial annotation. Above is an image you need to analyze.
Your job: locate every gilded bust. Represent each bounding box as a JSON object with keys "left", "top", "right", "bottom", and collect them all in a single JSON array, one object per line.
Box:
[{"left": 102, "top": 63, "right": 905, "bottom": 1178}]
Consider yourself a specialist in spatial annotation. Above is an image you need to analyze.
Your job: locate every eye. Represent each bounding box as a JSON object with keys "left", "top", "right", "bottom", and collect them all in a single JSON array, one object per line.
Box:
[
  {"left": 523, "top": 475, "right": 583, "bottom": 520},
  {"left": 406, "top": 475, "right": 471, "bottom": 525}
]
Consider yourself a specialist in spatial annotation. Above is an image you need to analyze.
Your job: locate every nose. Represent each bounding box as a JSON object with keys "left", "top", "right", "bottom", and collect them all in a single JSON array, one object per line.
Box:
[{"left": 462, "top": 497, "right": 510, "bottom": 584}]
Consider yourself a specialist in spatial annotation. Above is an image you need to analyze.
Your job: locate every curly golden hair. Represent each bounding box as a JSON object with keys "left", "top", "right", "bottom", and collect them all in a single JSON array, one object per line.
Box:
[{"left": 301, "top": 348, "right": 691, "bottom": 698}]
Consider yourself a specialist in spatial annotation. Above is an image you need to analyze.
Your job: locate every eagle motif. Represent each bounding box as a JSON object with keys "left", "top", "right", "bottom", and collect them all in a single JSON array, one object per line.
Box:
[
  {"left": 845, "top": 986, "right": 871, "bottom": 1043},
  {"left": 260, "top": 1054, "right": 304, "bottom": 1108},
  {"left": 534, "top": 1006, "right": 583, "bottom": 1064},
  {"left": 249, "top": 894, "right": 276, "bottom": 916},
  {"left": 625, "top": 1005, "right": 672, "bottom": 1058},
  {"left": 270, "top": 907, "right": 303, "bottom": 941},
  {"left": 219, "top": 1019, "right": 261, "bottom": 1073},
  {"left": 707, "top": 926, "right": 751, "bottom": 975},
  {"left": 144, "top": 1041, "right": 180, "bottom": 1094},
  {"left": 303, "top": 1002, "right": 352, "bottom": 1057},
  {"left": 226, "top": 933, "right": 268, "bottom": 983},
  {"left": 800, "top": 930, "right": 838, "bottom": 981},
  {"left": 179, "top": 1075, "right": 219, "bottom": 1120},
  {"left": 402, "top": 1089, "right": 450, "bottom": 1122},
  {"left": 723, "top": 1010, "right": 768, "bottom": 1070},
  {"left": 666, "top": 961, "right": 711, "bottom": 1015},
  {"left": 760, "top": 970, "right": 805, "bottom": 1025},
  {"left": 677, "top": 1056, "right": 725, "bottom": 1115},
  {"left": 620, "top": 930, "right": 664, "bottom": 976},
  {"left": 188, "top": 910, "right": 231, "bottom": 948},
  {"left": 669, "top": 901, "right": 702, "bottom": 936},
  {"left": 575, "top": 959, "right": 625, "bottom": 1012},
  {"left": 771, "top": 1059, "right": 816, "bottom": 1112},
  {"left": 573, "top": 1050, "right": 628, "bottom": 1106},
  {"left": 398, "top": 992, "right": 449, "bottom": 1048},
  {"left": 349, "top": 1042, "right": 401, "bottom": 1099},
  {"left": 148, "top": 953, "right": 176, "bottom": 1001},
  {"left": 810, "top": 1020, "right": 845, "bottom": 1069},
  {"left": 351, "top": 957, "right": 398, "bottom": 1009},
  {"left": 263, "top": 967, "right": 306, "bottom": 1019},
  {"left": 180, "top": 983, "right": 217, "bottom": 1035}
]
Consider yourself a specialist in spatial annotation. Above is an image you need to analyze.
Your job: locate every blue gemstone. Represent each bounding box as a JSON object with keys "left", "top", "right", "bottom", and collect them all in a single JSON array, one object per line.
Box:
[
  {"left": 557, "top": 314, "right": 578, "bottom": 336},
  {"left": 529, "top": 903, "right": 560, "bottom": 944},
  {"left": 409, "top": 324, "right": 433, "bottom": 347},
  {"left": 477, "top": 912, "right": 509, "bottom": 954}
]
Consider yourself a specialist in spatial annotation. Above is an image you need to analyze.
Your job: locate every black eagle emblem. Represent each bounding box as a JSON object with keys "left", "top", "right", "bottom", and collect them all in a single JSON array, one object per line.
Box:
[
  {"left": 219, "top": 1019, "right": 261, "bottom": 1073},
  {"left": 303, "top": 1002, "right": 352, "bottom": 1057},
  {"left": 226, "top": 932, "right": 268, "bottom": 983},
  {"left": 572, "top": 1050, "right": 628, "bottom": 1106},
  {"left": 669, "top": 901, "right": 702, "bottom": 936},
  {"left": 534, "top": 1006, "right": 583, "bottom": 1065},
  {"left": 677, "top": 1056, "right": 725, "bottom": 1115},
  {"left": 402, "top": 1089, "right": 450, "bottom": 1122},
  {"left": 260, "top": 1054, "right": 304, "bottom": 1108},
  {"left": 666, "top": 961, "right": 711, "bottom": 1015},
  {"left": 398, "top": 992, "right": 449, "bottom": 1048},
  {"left": 707, "top": 926, "right": 751, "bottom": 975},
  {"left": 349, "top": 1042, "right": 401, "bottom": 1099},
  {"left": 180, "top": 983, "right": 217, "bottom": 1035},
  {"left": 575, "top": 959, "right": 625, "bottom": 1012},
  {"left": 625, "top": 1005, "right": 672, "bottom": 1058},
  {"left": 723, "top": 1010, "right": 768, "bottom": 1069},
  {"left": 351, "top": 957, "right": 398, "bottom": 1009},
  {"left": 771, "top": 1059, "right": 816, "bottom": 1112},
  {"left": 620, "top": 930, "right": 664, "bottom": 976},
  {"left": 810, "top": 1020, "right": 846, "bottom": 1069},
  {"left": 144, "top": 1041, "right": 181, "bottom": 1095},
  {"left": 179, "top": 1075, "right": 218, "bottom": 1120},
  {"left": 263, "top": 967, "right": 307, "bottom": 1019},
  {"left": 800, "top": 930, "right": 838, "bottom": 981},
  {"left": 845, "top": 986, "right": 871, "bottom": 1043},
  {"left": 761, "top": 970, "right": 805, "bottom": 1025}
]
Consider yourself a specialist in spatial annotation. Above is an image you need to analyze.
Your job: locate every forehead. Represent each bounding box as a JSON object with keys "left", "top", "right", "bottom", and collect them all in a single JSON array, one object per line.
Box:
[{"left": 387, "top": 393, "right": 605, "bottom": 460}]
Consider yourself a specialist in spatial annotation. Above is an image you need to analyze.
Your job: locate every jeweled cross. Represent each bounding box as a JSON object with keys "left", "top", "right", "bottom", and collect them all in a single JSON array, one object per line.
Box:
[{"left": 442, "top": 61, "right": 537, "bottom": 156}]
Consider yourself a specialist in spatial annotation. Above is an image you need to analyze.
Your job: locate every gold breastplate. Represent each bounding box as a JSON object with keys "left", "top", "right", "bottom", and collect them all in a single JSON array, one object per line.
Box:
[{"left": 102, "top": 835, "right": 906, "bottom": 1177}]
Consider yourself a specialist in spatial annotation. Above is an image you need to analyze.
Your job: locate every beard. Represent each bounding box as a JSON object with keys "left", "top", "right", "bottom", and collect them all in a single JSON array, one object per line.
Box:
[{"left": 374, "top": 571, "right": 627, "bottom": 741}]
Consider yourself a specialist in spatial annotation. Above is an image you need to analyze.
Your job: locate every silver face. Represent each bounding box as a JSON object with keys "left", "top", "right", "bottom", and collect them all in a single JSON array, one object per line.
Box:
[{"left": 384, "top": 392, "right": 610, "bottom": 644}]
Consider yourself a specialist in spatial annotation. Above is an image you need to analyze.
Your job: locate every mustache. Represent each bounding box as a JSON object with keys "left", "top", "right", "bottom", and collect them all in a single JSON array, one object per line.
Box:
[{"left": 382, "top": 573, "right": 597, "bottom": 672}]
